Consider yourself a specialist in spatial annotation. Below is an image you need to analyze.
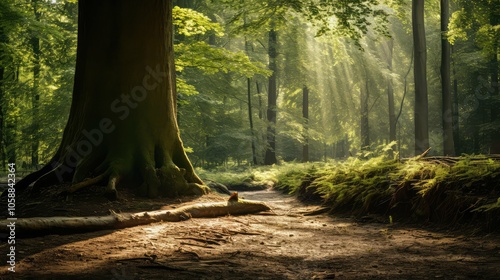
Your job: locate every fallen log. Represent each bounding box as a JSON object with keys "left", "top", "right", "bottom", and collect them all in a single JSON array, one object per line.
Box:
[{"left": 1, "top": 198, "right": 270, "bottom": 237}]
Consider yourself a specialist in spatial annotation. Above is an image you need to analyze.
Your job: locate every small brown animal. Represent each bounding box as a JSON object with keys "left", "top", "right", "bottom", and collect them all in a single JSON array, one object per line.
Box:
[{"left": 228, "top": 192, "right": 238, "bottom": 202}]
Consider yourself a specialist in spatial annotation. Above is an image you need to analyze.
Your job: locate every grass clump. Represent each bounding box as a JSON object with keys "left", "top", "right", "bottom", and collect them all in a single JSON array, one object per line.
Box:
[{"left": 196, "top": 152, "right": 500, "bottom": 230}]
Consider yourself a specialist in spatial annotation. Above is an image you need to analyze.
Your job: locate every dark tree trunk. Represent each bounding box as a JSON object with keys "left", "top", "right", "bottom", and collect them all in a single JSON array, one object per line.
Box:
[
  {"left": 412, "top": 0, "right": 429, "bottom": 155},
  {"left": 387, "top": 39, "right": 396, "bottom": 143},
  {"left": 15, "top": 0, "right": 205, "bottom": 198},
  {"left": 31, "top": 0, "right": 41, "bottom": 167},
  {"left": 244, "top": 37, "right": 258, "bottom": 165},
  {"left": 441, "top": 0, "right": 455, "bottom": 156},
  {"left": 0, "top": 66, "right": 4, "bottom": 169},
  {"left": 248, "top": 78, "right": 257, "bottom": 165},
  {"left": 0, "top": 25, "right": 5, "bottom": 169},
  {"left": 452, "top": 46, "right": 460, "bottom": 154},
  {"left": 490, "top": 11, "right": 500, "bottom": 153},
  {"left": 264, "top": 25, "right": 277, "bottom": 165},
  {"left": 302, "top": 85, "right": 309, "bottom": 162}
]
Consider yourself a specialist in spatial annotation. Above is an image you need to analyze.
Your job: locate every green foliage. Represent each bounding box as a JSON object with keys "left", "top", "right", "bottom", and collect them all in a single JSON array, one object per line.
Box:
[
  {"left": 173, "top": 6, "right": 224, "bottom": 37},
  {"left": 203, "top": 154, "right": 499, "bottom": 229},
  {"left": 175, "top": 41, "right": 269, "bottom": 77},
  {"left": 173, "top": 6, "right": 270, "bottom": 99},
  {"left": 298, "top": 0, "right": 391, "bottom": 46},
  {"left": 0, "top": 0, "right": 77, "bottom": 169}
]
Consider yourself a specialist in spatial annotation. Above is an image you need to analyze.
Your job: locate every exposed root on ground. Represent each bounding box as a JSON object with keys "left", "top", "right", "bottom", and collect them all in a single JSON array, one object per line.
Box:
[
  {"left": 0, "top": 198, "right": 271, "bottom": 237},
  {"left": 60, "top": 172, "right": 109, "bottom": 195}
]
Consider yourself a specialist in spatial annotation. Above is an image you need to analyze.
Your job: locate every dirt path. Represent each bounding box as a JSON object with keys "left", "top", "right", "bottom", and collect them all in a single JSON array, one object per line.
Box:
[{"left": 1, "top": 189, "right": 500, "bottom": 279}]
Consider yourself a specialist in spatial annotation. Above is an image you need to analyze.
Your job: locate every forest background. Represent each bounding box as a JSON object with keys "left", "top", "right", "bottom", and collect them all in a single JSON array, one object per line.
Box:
[{"left": 0, "top": 0, "right": 498, "bottom": 172}]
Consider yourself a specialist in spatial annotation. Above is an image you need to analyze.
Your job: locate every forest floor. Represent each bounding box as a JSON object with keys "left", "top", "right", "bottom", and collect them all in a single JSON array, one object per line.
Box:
[{"left": 1, "top": 187, "right": 500, "bottom": 280}]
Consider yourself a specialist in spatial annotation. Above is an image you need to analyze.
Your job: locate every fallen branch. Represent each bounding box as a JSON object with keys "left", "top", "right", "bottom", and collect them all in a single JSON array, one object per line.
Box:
[{"left": 0, "top": 199, "right": 270, "bottom": 237}]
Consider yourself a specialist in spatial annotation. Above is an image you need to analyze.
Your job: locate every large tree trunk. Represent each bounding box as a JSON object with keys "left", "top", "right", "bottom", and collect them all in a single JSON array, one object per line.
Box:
[
  {"left": 15, "top": 0, "right": 205, "bottom": 199},
  {"left": 412, "top": 0, "right": 429, "bottom": 155},
  {"left": 264, "top": 25, "right": 278, "bottom": 165},
  {"left": 441, "top": 0, "right": 455, "bottom": 156},
  {"left": 302, "top": 85, "right": 309, "bottom": 162}
]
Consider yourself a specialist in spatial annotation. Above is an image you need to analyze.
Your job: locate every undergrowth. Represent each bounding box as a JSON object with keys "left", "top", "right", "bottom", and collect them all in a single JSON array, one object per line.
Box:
[{"left": 197, "top": 153, "right": 500, "bottom": 231}]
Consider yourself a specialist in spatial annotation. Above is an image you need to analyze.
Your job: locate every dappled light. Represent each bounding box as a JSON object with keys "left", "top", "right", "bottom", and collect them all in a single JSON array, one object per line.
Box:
[{"left": 0, "top": 0, "right": 499, "bottom": 278}]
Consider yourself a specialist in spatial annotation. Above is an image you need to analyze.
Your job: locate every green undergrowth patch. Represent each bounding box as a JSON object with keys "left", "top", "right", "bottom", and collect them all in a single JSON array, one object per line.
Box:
[{"left": 197, "top": 154, "right": 500, "bottom": 231}]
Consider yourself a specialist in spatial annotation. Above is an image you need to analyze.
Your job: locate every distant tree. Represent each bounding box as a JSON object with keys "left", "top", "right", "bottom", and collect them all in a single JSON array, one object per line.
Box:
[
  {"left": 386, "top": 38, "right": 396, "bottom": 145},
  {"left": 264, "top": 24, "right": 278, "bottom": 165},
  {"left": 302, "top": 85, "right": 309, "bottom": 162},
  {"left": 412, "top": 0, "right": 429, "bottom": 155},
  {"left": 441, "top": 0, "right": 455, "bottom": 156},
  {"left": 30, "top": 0, "right": 41, "bottom": 167}
]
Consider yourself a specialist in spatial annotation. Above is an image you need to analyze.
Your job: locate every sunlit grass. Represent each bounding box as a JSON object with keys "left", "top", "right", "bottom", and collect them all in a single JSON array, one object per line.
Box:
[{"left": 197, "top": 152, "right": 500, "bottom": 230}]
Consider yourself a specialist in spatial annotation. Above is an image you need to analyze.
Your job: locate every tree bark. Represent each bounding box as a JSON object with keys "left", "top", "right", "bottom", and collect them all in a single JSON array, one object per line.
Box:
[
  {"left": 412, "top": 0, "right": 430, "bottom": 155},
  {"left": 441, "top": 0, "right": 455, "bottom": 156},
  {"left": 302, "top": 85, "right": 309, "bottom": 162},
  {"left": 14, "top": 0, "right": 206, "bottom": 198},
  {"left": 264, "top": 25, "right": 278, "bottom": 165}
]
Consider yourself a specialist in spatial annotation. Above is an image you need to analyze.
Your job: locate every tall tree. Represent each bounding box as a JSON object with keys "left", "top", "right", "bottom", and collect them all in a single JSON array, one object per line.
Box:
[
  {"left": 412, "top": 0, "right": 429, "bottom": 155},
  {"left": 360, "top": 79, "right": 370, "bottom": 150},
  {"left": 489, "top": 5, "right": 499, "bottom": 153},
  {"left": 247, "top": 77, "right": 258, "bottom": 165},
  {"left": 264, "top": 24, "right": 278, "bottom": 165},
  {"left": 0, "top": 25, "right": 5, "bottom": 168},
  {"left": 302, "top": 85, "right": 309, "bottom": 162},
  {"left": 386, "top": 38, "right": 396, "bottom": 144},
  {"left": 441, "top": 0, "right": 455, "bottom": 156},
  {"left": 16, "top": 0, "right": 206, "bottom": 198},
  {"left": 30, "top": 0, "right": 41, "bottom": 167}
]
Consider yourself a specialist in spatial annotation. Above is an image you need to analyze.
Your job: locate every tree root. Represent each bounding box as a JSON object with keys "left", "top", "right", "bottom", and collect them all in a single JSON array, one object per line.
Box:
[
  {"left": 0, "top": 199, "right": 271, "bottom": 237},
  {"left": 59, "top": 172, "right": 109, "bottom": 195}
]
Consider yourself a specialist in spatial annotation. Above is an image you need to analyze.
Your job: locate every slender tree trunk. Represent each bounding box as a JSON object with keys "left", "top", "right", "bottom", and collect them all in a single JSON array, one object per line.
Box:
[
  {"left": 256, "top": 81, "right": 265, "bottom": 161},
  {"left": 412, "top": 0, "right": 429, "bottom": 155},
  {"left": 302, "top": 85, "right": 309, "bottom": 162},
  {"left": 490, "top": 11, "right": 500, "bottom": 153},
  {"left": 264, "top": 25, "right": 278, "bottom": 165},
  {"left": 244, "top": 37, "right": 258, "bottom": 165},
  {"left": 0, "top": 66, "right": 4, "bottom": 169},
  {"left": 15, "top": 0, "right": 205, "bottom": 198},
  {"left": 441, "top": 0, "right": 455, "bottom": 156},
  {"left": 387, "top": 39, "right": 396, "bottom": 143},
  {"left": 0, "top": 25, "right": 6, "bottom": 169},
  {"left": 31, "top": 0, "right": 41, "bottom": 168},
  {"left": 247, "top": 78, "right": 257, "bottom": 165},
  {"left": 5, "top": 68, "right": 17, "bottom": 165},
  {"left": 452, "top": 46, "right": 460, "bottom": 154},
  {"left": 256, "top": 81, "right": 263, "bottom": 120},
  {"left": 360, "top": 80, "right": 370, "bottom": 150}
]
